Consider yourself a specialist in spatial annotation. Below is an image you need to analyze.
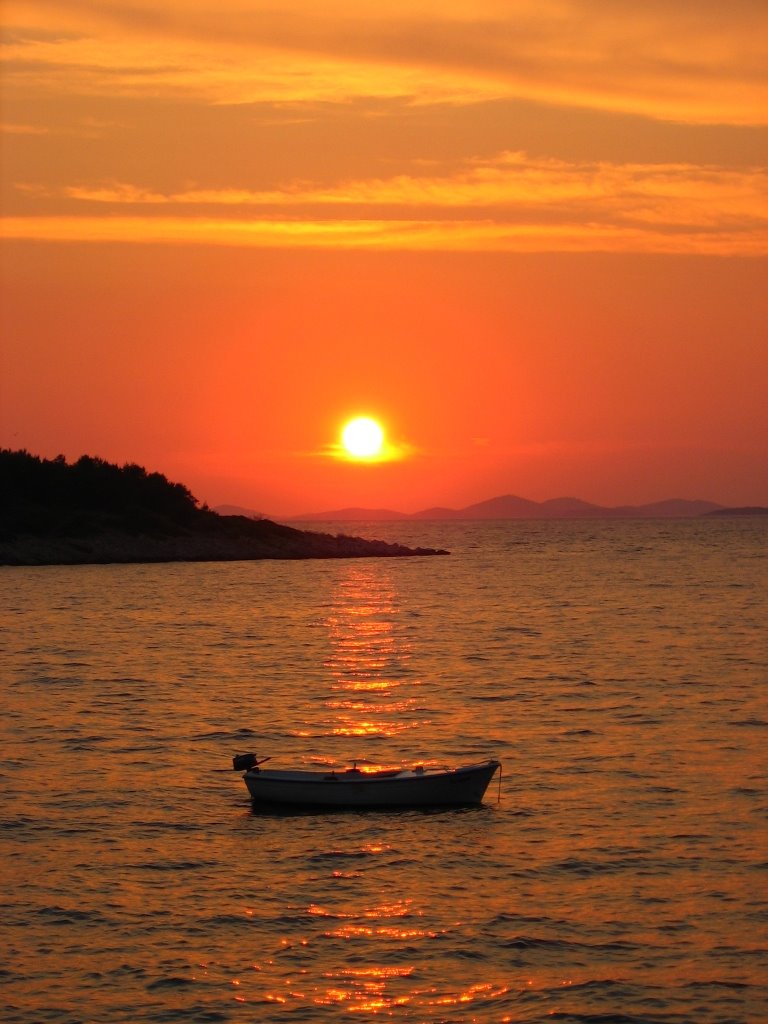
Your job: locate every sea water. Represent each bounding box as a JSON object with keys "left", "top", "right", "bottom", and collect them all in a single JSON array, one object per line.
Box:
[{"left": 1, "top": 519, "right": 766, "bottom": 1023}]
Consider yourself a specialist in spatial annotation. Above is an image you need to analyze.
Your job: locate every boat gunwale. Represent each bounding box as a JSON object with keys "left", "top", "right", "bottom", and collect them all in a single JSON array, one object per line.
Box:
[
  {"left": 242, "top": 759, "right": 500, "bottom": 795},
  {"left": 243, "top": 759, "right": 499, "bottom": 786}
]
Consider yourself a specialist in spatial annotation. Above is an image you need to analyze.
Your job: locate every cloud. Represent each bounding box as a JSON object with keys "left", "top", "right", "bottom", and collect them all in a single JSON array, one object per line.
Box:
[
  {"left": 5, "top": 4, "right": 765, "bottom": 254},
  {"left": 321, "top": 440, "right": 417, "bottom": 463},
  {"left": 5, "top": 0, "right": 767, "bottom": 124},
  {"left": 19, "top": 152, "right": 766, "bottom": 254},
  {"left": 1, "top": 123, "right": 51, "bottom": 135},
  {"left": 79, "top": 152, "right": 768, "bottom": 209},
  {"left": 2, "top": 213, "right": 765, "bottom": 256}
]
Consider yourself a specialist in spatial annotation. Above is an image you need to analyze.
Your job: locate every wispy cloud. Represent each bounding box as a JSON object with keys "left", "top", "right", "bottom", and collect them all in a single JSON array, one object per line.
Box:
[
  {"left": 5, "top": 3, "right": 765, "bottom": 253},
  {"left": 2, "top": 213, "right": 765, "bottom": 256},
  {"left": 17, "top": 152, "right": 766, "bottom": 254},
  {"left": 5, "top": 0, "right": 767, "bottom": 123},
  {"left": 321, "top": 440, "right": 418, "bottom": 463},
  {"left": 58, "top": 151, "right": 767, "bottom": 212},
  {"left": 1, "top": 123, "right": 50, "bottom": 135}
]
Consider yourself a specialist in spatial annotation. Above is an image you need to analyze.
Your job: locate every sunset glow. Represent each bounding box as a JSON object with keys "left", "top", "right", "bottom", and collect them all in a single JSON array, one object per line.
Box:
[
  {"left": 341, "top": 417, "right": 385, "bottom": 460},
  {"left": 1, "top": 0, "right": 766, "bottom": 512}
]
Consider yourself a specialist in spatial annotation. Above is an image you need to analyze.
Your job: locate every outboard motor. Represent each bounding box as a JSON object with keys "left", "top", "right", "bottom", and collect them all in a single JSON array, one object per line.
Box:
[{"left": 233, "top": 752, "right": 258, "bottom": 772}]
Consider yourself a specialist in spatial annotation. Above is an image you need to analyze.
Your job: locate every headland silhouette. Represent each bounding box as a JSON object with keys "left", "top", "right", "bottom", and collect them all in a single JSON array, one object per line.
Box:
[{"left": 0, "top": 450, "right": 447, "bottom": 566}]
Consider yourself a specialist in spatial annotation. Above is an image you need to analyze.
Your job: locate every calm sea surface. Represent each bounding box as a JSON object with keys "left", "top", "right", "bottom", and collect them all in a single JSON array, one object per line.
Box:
[{"left": 2, "top": 519, "right": 766, "bottom": 1023}]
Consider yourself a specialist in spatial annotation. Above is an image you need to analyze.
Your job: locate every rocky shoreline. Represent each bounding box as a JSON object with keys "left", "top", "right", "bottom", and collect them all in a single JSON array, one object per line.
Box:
[
  {"left": 0, "top": 518, "right": 448, "bottom": 566},
  {"left": 1, "top": 451, "right": 448, "bottom": 566}
]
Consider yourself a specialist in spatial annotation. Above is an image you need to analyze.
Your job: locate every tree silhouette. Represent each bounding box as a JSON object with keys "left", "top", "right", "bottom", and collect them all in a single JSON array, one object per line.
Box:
[{"left": 0, "top": 449, "right": 200, "bottom": 538}]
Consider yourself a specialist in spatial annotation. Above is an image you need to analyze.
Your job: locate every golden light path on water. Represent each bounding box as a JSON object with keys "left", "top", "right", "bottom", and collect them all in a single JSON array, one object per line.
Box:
[
  {"left": 226, "top": 888, "right": 517, "bottom": 1016},
  {"left": 323, "top": 564, "right": 424, "bottom": 744},
  {"left": 3, "top": 521, "right": 766, "bottom": 1022},
  {"left": 238, "top": 562, "right": 512, "bottom": 1015}
]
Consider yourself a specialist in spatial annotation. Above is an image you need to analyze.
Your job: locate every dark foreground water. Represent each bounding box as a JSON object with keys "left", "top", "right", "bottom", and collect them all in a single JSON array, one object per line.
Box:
[{"left": 2, "top": 519, "right": 766, "bottom": 1023}]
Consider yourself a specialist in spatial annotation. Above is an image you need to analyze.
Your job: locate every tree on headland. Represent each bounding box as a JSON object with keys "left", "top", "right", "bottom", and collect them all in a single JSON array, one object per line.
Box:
[
  {"left": 0, "top": 449, "right": 448, "bottom": 564},
  {"left": 0, "top": 449, "right": 201, "bottom": 538}
]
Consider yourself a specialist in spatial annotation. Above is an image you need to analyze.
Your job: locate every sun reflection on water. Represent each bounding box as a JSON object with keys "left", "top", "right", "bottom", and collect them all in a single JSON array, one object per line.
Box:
[
  {"left": 323, "top": 564, "right": 422, "bottom": 742},
  {"left": 217, "top": 833, "right": 522, "bottom": 1017},
  {"left": 194, "top": 837, "right": 545, "bottom": 1019},
  {"left": 227, "top": 565, "right": 512, "bottom": 1016}
]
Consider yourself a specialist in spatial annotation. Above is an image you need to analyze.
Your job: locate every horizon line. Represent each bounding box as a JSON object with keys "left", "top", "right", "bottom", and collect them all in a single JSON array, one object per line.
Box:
[{"left": 213, "top": 494, "right": 768, "bottom": 523}]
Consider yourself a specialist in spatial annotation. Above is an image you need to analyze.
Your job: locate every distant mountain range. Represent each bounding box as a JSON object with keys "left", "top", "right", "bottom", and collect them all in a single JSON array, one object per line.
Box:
[{"left": 215, "top": 495, "right": 768, "bottom": 522}]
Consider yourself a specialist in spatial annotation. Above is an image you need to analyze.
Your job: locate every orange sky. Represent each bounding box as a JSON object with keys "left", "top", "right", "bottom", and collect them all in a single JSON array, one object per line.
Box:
[{"left": 2, "top": 0, "right": 767, "bottom": 514}]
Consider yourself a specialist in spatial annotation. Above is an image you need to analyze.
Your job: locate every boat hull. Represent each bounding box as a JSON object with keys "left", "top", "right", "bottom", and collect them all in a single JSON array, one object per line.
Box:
[{"left": 242, "top": 760, "right": 500, "bottom": 808}]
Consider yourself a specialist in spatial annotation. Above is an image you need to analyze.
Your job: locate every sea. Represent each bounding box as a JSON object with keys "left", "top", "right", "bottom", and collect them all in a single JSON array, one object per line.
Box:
[{"left": 1, "top": 519, "right": 766, "bottom": 1024}]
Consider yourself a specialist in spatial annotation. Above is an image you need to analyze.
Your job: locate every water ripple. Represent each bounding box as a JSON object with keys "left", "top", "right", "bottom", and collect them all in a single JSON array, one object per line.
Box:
[{"left": 1, "top": 519, "right": 766, "bottom": 1023}]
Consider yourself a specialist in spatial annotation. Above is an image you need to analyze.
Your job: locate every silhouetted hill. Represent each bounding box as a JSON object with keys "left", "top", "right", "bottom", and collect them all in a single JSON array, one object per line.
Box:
[
  {"left": 457, "top": 494, "right": 613, "bottom": 518},
  {"left": 457, "top": 494, "right": 543, "bottom": 518},
  {"left": 705, "top": 506, "right": 768, "bottom": 517},
  {"left": 602, "top": 498, "right": 725, "bottom": 518},
  {"left": 410, "top": 506, "right": 464, "bottom": 520},
  {"left": 541, "top": 497, "right": 602, "bottom": 515},
  {"left": 285, "top": 494, "right": 726, "bottom": 521},
  {"left": 287, "top": 506, "right": 410, "bottom": 522},
  {"left": 0, "top": 451, "right": 446, "bottom": 565}
]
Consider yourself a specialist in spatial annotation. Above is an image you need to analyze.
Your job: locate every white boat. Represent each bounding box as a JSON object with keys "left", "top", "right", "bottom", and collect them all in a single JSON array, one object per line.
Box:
[{"left": 232, "top": 754, "right": 501, "bottom": 808}]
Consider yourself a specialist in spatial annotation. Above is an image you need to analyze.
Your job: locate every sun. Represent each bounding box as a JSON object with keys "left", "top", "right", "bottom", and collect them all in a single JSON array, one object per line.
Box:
[{"left": 341, "top": 416, "right": 385, "bottom": 459}]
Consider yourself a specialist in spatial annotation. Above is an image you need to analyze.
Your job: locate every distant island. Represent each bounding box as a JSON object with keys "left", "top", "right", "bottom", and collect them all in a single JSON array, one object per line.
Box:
[
  {"left": 272, "top": 494, "right": 768, "bottom": 522},
  {"left": 705, "top": 506, "right": 768, "bottom": 517},
  {"left": 0, "top": 450, "right": 447, "bottom": 566}
]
